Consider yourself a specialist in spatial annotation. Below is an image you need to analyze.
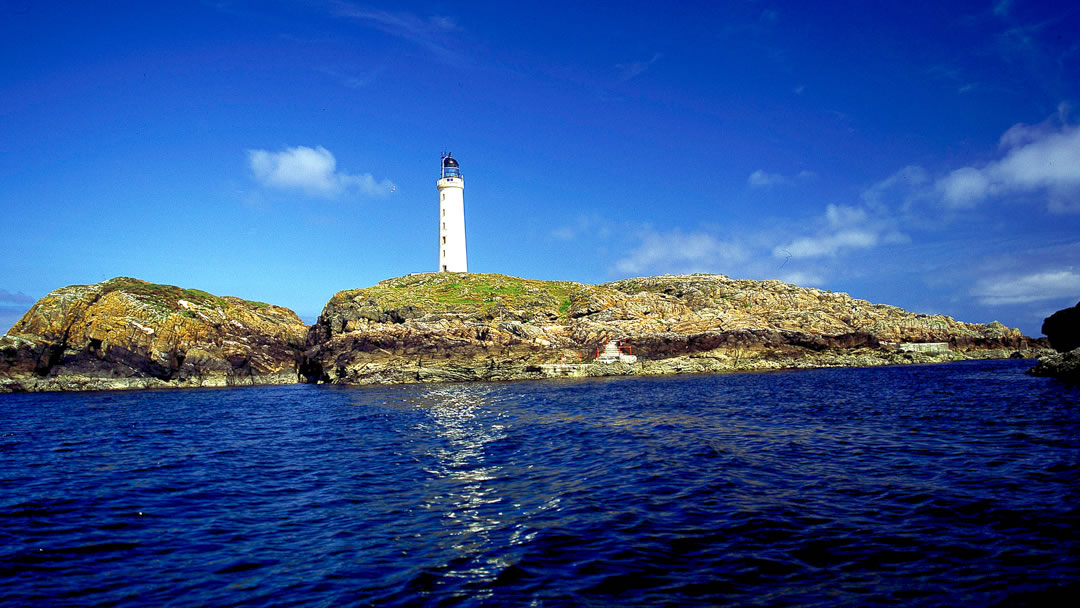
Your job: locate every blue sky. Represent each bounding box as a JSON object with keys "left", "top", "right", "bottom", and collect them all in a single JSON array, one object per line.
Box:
[{"left": 2, "top": 1, "right": 1078, "bottom": 336}]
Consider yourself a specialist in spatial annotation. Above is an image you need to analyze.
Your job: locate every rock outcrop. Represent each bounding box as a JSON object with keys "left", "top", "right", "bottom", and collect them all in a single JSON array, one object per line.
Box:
[
  {"left": 1027, "top": 301, "right": 1080, "bottom": 382},
  {"left": 1028, "top": 348, "right": 1080, "bottom": 383},
  {"left": 2, "top": 272, "right": 1049, "bottom": 392},
  {"left": 0, "top": 278, "right": 307, "bottom": 392},
  {"left": 300, "top": 273, "right": 1045, "bottom": 386},
  {"left": 1041, "top": 301, "right": 1080, "bottom": 353}
]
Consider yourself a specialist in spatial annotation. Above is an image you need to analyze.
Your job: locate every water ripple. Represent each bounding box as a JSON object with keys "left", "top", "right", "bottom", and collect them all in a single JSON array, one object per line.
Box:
[{"left": 1, "top": 360, "right": 1078, "bottom": 606}]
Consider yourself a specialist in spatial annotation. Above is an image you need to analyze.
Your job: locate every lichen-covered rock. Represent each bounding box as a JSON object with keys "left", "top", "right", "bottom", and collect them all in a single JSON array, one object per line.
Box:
[
  {"left": 1028, "top": 348, "right": 1080, "bottom": 382},
  {"left": 301, "top": 272, "right": 1046, "bottom": 386},
  {"left": 4, "top": 273, "right": 1045, "bottom": 392},
  {"left": 0, "top": 277, "right": 307, "bottom": 392}
]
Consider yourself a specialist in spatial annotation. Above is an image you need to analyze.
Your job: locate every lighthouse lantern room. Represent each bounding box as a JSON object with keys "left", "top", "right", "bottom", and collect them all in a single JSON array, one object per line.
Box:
[{"left": 437, "top": 153, "right": 467, "bottom": 272}]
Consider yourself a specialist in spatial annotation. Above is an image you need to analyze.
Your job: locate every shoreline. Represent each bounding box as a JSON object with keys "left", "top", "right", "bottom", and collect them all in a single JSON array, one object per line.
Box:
[
  {"left": 1, "top": 347, "right": 1047, "bottom": 394},
  {"left": 2, "top": 273, "right": 1051, "bottom": 394}
]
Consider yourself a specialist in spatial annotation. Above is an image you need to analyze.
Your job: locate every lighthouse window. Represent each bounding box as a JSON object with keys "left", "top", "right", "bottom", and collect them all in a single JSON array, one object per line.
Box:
[
  {"left": 441, "top": 193, "right": 445, "bottom": 201},
  {"left": 442, "top": 236, "right": 446, "bottom": 244},
  {"left": 442, "top": 222, "right": 446, "bottom": 230},
  {"left": 441, "top": 209, "right": 445, "bottom": 217},
  {"left": 442, "top": 249, "right": 446, "bottom": 258}
]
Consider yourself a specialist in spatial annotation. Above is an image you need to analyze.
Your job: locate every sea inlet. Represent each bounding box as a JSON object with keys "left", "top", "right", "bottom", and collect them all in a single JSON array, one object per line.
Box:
[{"left": 2, "top": 359, "right": 1078, "bottom": 606}]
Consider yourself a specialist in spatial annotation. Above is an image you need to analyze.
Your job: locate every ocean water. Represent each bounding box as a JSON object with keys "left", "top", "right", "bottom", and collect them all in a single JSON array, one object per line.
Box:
[{"left": 1, "top": 359, "right": 1078, "bottom": 607}]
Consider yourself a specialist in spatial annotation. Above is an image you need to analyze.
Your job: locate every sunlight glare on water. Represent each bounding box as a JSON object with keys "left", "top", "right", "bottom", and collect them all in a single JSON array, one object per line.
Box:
[{"left": 1, "top": 359, "right": 1078, "bottom": 606}]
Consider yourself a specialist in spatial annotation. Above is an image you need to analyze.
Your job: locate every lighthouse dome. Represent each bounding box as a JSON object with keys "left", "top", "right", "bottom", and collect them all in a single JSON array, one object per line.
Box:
[{"left": 442, "top": 155, "right": 459, "bottom": 168}]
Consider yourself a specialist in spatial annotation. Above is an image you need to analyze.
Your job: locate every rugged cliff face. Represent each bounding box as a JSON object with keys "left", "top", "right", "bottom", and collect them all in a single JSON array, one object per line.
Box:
[
  {"left": 0, "top": 278, "right": 307, "bottom": 392},
  {"left": 300, "top": 272, "right": 1043, "bottom": 386},
  {"left": 2, "top": 273, "right": 1046, "bottom": 392}
]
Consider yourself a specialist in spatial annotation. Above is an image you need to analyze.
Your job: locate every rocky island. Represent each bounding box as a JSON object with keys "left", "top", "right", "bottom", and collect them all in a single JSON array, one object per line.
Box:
[
  {"left": 0, "top": 278, "right": 306, "bottom": 392},
  {"left": 1028, "top": 300, "right": 1080, "bottom": 382},
  {"left": 1, "top": 273, "right": 1048, "bottom": 393}
]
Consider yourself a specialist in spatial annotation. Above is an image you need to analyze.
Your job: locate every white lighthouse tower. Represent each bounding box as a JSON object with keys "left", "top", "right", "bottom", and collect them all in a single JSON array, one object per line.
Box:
[{"left": 437, "top": 153, "right": 467, "bottom": 272}]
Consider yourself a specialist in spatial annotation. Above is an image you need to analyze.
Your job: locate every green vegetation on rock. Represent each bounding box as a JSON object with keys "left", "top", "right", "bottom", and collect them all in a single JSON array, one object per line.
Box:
[
  {"left": 1, "top": 277, "right": 307, "bottom": 393},
  {"left": 96, "top": 277, "right": 273, "bottom": 312},
  {"left": 301, "top": 272, "right": 1046, "bottom": 387},
  {"left": 328, "top": 272, "right": 599, "bottom": 323},
  {"left": 2, "top": 272, "right": 1050, "bottom": 392}
]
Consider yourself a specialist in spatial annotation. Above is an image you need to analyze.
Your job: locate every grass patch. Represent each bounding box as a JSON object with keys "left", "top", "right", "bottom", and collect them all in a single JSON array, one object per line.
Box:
[
  {"left": 99, "top": 277, "right": 264, "bottom": 313},
  {"left": 347, "top": 273, "right": 600, "bottom": 321}
]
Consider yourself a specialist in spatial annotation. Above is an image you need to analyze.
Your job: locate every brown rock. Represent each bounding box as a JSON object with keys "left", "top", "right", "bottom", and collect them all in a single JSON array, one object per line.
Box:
[
  {"left": 0, "top": 277, "right": 307, "bottom": 392},
  {"left": 300, "top": 273, "right": 1046, "bottom": 386}
]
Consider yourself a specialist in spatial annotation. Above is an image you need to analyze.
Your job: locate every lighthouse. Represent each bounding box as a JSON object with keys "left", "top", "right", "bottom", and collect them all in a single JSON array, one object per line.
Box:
[{"left": 437, "top": 153, "right": 467, "bottom": 272}]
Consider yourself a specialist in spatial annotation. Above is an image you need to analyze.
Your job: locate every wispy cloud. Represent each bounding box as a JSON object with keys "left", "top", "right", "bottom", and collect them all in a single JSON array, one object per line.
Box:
[
  {"left": 615, "top": 52, "right": 662, "bottom": 81},
  {"left": 926, "top": 63, "right": 982, "bottom": 96},
  {"left": 247, "top": 145, "right": 393, "bottom": 198},
  {"left": 549, "top": 214, "right": 614, "bottom": 241},
  {"left": 607, "top": 222, "right": 838, "bottom": 287},
  {"left": 614, "top": 228, "right": 748, "bottom": 276},
  {"left": 748, "top": 168, "right": 815, "bottom": 188},
  {"left": 776, "top": 271, "right": 824, "bottom": 287},
  {"left": 332, "top": 2, "right": 462, "bottom": 62},
  {"left": 862, "top": 165, "right": 930, "bottom": 208},
  {"left": 318, "top": 65, "right": 383, "bottom": 89},
  {"left": 972, "top": 269, "right": 1080, "bottom": 305},
  {"left": 851, "top": 109, "right": 1080, "bottom": 216},
  {"left": 748, "top": 169, "right": 786, "bottom": 188},
  {"left": 773, "top": 203, "right": 907, "bottom": 259}
]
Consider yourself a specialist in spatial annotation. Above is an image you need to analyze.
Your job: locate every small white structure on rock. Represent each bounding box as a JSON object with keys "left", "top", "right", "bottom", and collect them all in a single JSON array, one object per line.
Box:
[
  {"left": 595, "top": 339, "right": 638, "bottom": 364},
  {"left": 437, "top": 153, "right": 467, "bottom": 272}
]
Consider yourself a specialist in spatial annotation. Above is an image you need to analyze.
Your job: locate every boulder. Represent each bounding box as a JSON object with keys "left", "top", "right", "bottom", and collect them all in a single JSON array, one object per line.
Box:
[
  {"left": 1028, "top": 348, "right": 1080, "bottom": 382},
  {"left": 1041, "top": 301, "right": 1080, "bottom": 353}
]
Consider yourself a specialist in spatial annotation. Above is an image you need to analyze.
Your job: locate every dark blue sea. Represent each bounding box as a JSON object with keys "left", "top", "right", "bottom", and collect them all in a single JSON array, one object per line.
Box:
[{"left": 2, "top": 359, "right": 1078, "bottom": 607}]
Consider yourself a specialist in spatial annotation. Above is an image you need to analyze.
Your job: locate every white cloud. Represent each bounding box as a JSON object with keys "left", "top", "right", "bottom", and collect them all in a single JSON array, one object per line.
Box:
[
  {"left": 938, "top": 167, "right": 990, "bottom": 208},
  {"left": 747, "top": 168, "right": 812, "bottom": 187},
  {"left": 973, "top": 269, "right": 1080, "bottom": 305},
  {"left": 550, "top": 226, "right": 576, "bottom": 241},
  {"left": 825, "top": 204, "right": 867, "bottom": 228},
  {"left": 248, "top": 145, "right": 393, "bottom": 198},
  {"left": 614, "top": 229, "right": 747, "bottom": 275},
  {"left": 779, "top": 230, "right": 879, "bottom": 258},
  {"left": 549, "top": 215, "right": 615, "bottom": 242},
  {"left": 748, "top": 169, "right": 786, "bottom": 187},
  {"left": 749, "top": 168, "right": 816, "bottom": 188},
  {"left": 999, "top": 121, "right": 1053, "bottom": 150},
  {"left": 777, "top": 271, "right": 824, "bottom": 287},
  {"left": 992, "top": 126, "right": 1080, "bottom": 189},
  {"left": 934, "top": 121, "right": 1080, "bottom": 212},
  {"left": 773, "top": 203, "right": 905, "bottom": 259}
]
